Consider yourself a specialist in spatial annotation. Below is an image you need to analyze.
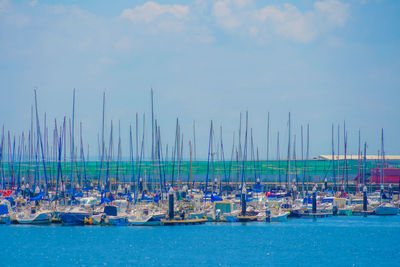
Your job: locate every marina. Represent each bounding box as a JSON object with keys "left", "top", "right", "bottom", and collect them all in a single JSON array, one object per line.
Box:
[
  {"left": 0, "top": 92, "right": 399, "bottom": 229},
  {"left": 1, "top": 0, "right": 400, "bottom": 265}
]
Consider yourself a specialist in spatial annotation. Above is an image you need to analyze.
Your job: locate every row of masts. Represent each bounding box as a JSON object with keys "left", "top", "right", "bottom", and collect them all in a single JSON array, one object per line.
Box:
[{"left": 0, "top": 90, "right": 390, "bottom": 197}]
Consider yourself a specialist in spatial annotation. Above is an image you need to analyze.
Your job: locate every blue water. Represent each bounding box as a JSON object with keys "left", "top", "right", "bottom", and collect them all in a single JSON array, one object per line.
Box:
[{"left": 1, "top": 216, "right": 400, "bottom": 266}]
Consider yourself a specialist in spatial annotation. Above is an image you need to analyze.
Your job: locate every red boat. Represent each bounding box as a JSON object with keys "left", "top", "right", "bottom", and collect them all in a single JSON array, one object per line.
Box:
[{"left": 370, "top": 167, "right": 400, "bottom": 183}]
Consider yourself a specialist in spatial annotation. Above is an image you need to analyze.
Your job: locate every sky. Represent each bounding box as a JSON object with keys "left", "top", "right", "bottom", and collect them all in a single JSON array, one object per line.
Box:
[{"left": 0, "top": 0, "right": 399, "bottom": 160}]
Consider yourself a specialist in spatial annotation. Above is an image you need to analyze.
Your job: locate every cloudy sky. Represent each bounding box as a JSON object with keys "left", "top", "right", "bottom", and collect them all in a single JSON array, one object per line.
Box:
[{"left": 0, "top": 0, "right": 399, "bottom": 159}]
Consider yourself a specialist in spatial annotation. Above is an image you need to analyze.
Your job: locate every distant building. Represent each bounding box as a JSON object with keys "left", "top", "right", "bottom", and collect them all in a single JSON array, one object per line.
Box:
[{"left": 316, "top": 155, "right": 400, "bottom": 162}]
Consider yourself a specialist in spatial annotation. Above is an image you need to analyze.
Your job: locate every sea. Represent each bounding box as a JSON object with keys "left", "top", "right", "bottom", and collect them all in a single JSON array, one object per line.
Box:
[{"left": 1, "top": 216, "right": 400, "bottom": 266}]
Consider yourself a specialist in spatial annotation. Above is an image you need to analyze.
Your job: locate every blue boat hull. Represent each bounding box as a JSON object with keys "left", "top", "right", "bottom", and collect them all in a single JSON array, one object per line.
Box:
[{"left": 61, "top": 212, "right": 91, "bottom": 225}]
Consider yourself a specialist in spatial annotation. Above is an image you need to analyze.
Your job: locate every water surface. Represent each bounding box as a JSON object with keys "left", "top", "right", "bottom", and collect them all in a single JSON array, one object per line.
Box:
[{"left": 1, "top": 216, "right": 399, "bottom": 266}]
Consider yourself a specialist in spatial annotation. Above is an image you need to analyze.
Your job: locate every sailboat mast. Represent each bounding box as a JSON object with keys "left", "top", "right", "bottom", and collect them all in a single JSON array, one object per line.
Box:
[
  {"left": 332, "top": 124, "right": 336, "bottom": 193},
  {"left": 240, "top": 112, "right": 248, "bottom": 190},
  {"left": 286, "top": 112, "right": 291, "bottom": 189},
  {"left": 277, "top": 131, "right": 280, "bottom": 187},
  {"left": 34, "top": 89, "right": 49, "bottom": 193},
  {"left": 205, "top": 120, "right": 213, "bottom": 194},
  {"left": 266, "top": 112, "right": 270, "bottom": 162},
  {"left": 357, "top": 129, "right": 361, "bottom": 193}
]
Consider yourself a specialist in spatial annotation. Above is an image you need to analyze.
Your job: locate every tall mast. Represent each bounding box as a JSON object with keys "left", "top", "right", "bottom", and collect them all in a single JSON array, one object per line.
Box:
[
  {"left": 356, "top": 129, "right": 361, "bottom": 193},
  {"left": 286, "top": 112, "right": 291, "bottom": 189},
  {"left": 363, "top": 142, "right": 367, "bottom": 186},
  {"left": 189, "top": 140, "right": 192, "bottom": 190},
  {"left": 277, "top": 131, "right": 280, "bottom": 187},
  {"left": 98, "top": 92, "right": 105, "bottom": 188},
  {"left": 306, "top": 124, "right": 309, "bottom": 193},
  {"left": 193, "top": 121, "right": 197, "bottom": 161},
  {"left": 332, "top": 124, "right": 336, "bottom": 193},
  {"left": 238, "top": 113, "right": 242, "bottom": 160},
  {"left": 142, "top": 114, "right": 145, "bottom": 189},
  {"left": 342, "top": 121, "right": 347, "bottom": 192},
  {"left": 34, "top": 89, "right": 49, "bottom": 193},
  {"left": 129, "top": 125, "right": 135, "bottom": 193},
  {"left": 301, "top": 125, "right": 304, "bottom": 194},
  {"left": 205, "top": 120, "right": 213, "bottom": 194},
  {"left": 220, "top": 126, "right": 228, "bottom": 193},
  {"left": 150, "top": 89, "right": 155, "bottom": 190},
  {"left": 293, "top": 135, "right": 297, "bottom": 188},
  {"left": 381, "top": 129, "right": 385, "bottom": 185},
  {"left": 229, "top": 131, "right": 235, "bottom": 188},
  {"left": 71, "top": 89, "right": 76, "bottom": 185},
  {"left": 171, "top": 118, "right": 179, "bottom": 188},
  {"left": 151, "top": 89, "right": 154, "bottom": 161},
  {"left": 266, "top": 112, "right": 270, "bottom": 162},
  {"left": 135, "top": 113, "right": 139, "bottom": 162},
  {"left": 337, "top": 124, "right": 340, "bottom": 191},
  {"left": 250, "top": 128, "right": 256, "bottom": 182},
  {"left": 240, "top": 111, "right": 248, "bottom": 189},
  {"left": 8, "top": 132, "right": 14, "bottom": 189}
]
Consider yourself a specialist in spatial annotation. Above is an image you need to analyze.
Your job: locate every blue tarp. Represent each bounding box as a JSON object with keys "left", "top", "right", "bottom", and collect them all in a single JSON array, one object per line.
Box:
[
  {"left": 0, "top": 204, "right": 8, "bottom": 215},
  {"left": 211, "top": 195, "right": 223, "bottom": 202},
  {"left": 5, "top": 197, "right": 14, "bottom": 206},
  {"left": 101, "top": 197, "right": 111, "bottom": 204},
  {"left": 253, "top": 185, "right": 265, "bottom": 193},
  {"left": 30, "top": 193, "right": 43, "bottom": 201}
]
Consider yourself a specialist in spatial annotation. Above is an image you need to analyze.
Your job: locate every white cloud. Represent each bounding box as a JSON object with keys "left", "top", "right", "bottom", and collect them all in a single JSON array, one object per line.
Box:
[
  {"left": 232, "top": 0, "right": 253, "bottom": 8},
  {"left": 29, "top": 0, "right": 38, "bottom": 7},
  {"left": 213, "top": 1, "right": 241, "bottom": 30},
  {"left": 314, "top": 0, "right": 349, "bottom": 27},
  {"left": 120, "top": 1, "right": 189, "bottom": 23},
  {"left": 212, "top": 0, "right": 349, "bottom": 43},
  {"left": 255, "top": 3, "right": 316, "bottom": 42}
]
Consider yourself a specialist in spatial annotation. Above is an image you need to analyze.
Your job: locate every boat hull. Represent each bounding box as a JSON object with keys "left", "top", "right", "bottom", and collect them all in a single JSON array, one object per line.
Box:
[
  {"left": 61, "top": 212, "right": 91, "bottom": 225},
  {"left": 17, "top": 212, "right": 53, "bottom": 225},
  {"left": 0, "top": 215, "right": 11, "bottom": 224},
  {"left": 375, "top": 206, "right": 399, "bottom": 215},
  {"left": 129, "top": 214, "right": 165, "bottom": 226},
  {"left": 269, "top": 212, "right": 289, "bottom": 222},
  {"left": 107, "top": 216, "right": 129, "bottom": 226}
]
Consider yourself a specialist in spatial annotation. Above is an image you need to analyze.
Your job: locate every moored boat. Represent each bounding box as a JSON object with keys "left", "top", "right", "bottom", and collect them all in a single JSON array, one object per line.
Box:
[
  {"left": 375, "top": 203, "right": 399, "bottom": 215},
  {"left": 16, "top": 207, "right": 52, "bottom": 225},
  {"left": 60, "top": 207, "right": 92, "bottom": 225}
]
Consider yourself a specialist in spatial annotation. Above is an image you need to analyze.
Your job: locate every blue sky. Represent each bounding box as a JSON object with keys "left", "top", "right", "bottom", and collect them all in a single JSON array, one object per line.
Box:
[{"left": 0, "top": 0, "right": 399, "bottom": 159}]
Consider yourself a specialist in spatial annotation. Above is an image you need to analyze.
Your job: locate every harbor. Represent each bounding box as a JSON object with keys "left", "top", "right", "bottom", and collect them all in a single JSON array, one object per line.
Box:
[
  {"left": 1, "top": 91, "right": 399, "bottom": 227},
  {"left": 1, "top": 0, "right": 400, "bottom": 265}
]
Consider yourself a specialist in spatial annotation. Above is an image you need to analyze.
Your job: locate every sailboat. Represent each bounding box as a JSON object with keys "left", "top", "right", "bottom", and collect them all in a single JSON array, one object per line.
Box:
[
  {"left": 375, "top": 129, "right": 399, "bottom": 216},
  {"left": 16, "top": 205, "right": 52, "bottom": 225},
  {"left": 265, "top": 201, "right": 289, "bottom": 222}
]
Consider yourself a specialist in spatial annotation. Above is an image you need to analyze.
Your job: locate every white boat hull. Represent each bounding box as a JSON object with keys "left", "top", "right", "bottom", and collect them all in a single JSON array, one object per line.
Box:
[
  {"left": 17, "top": 212, "right": 53, "bottom": 224},
  {"left": 375, "top": 206, "right": 399, "bottom": 215},
  {"left": 270, "top": 212, "right": 289, "bottom": 222}
]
